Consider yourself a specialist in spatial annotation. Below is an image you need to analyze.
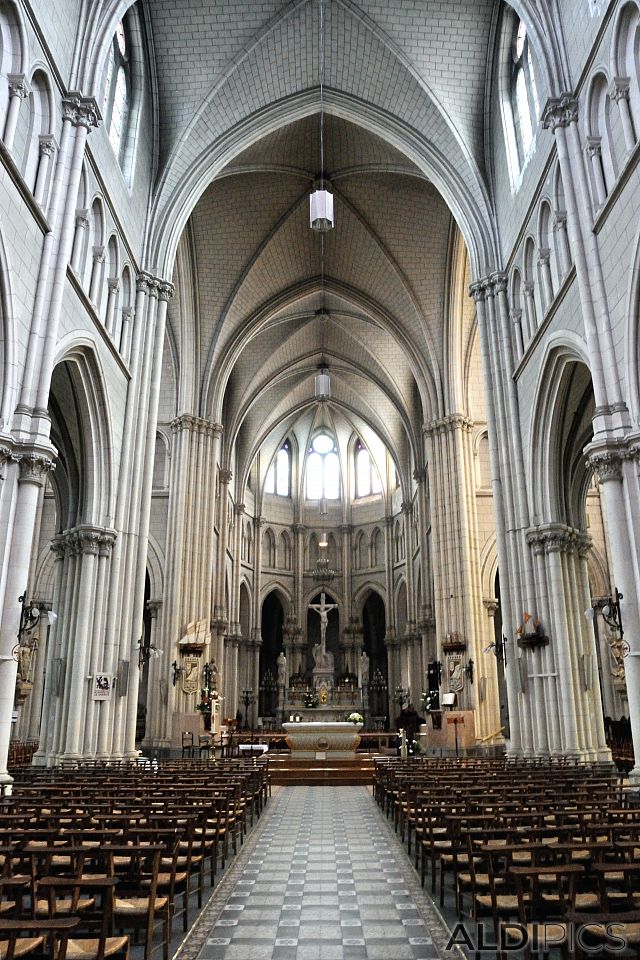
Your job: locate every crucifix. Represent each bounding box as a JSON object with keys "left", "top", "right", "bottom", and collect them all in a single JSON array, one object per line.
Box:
[{"left": 308, "top": 591, "right": 338, "bottom": 657}]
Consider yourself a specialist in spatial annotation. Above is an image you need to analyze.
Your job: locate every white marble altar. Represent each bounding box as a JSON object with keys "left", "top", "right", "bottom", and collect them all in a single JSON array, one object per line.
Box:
[{"left": 283, "top": 721, "right": 363, "bottom": 758}]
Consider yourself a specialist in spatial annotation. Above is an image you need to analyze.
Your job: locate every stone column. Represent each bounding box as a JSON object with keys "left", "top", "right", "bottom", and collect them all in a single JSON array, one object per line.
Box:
[
  {"left": 610, "top": 77, "right": 636, "bottom": 155},
  {"left": 523, "top": 281, "right": 537, "bottom": 340},
  {"left": 3, "top": 74, "right": 29, "bottom": 152},
  {"left": 293, "top": 524, "right": 306, "bottom": 625},
  {"left": 70, "top": 210, "right": 89, "bottom": 274},
  {"left": 104, "top": 278, "right": 120, "bottom": 338},
  {"left": 588, "top": 446, "right": 640, "bottom": 783},
  {"left": 538, "top": 249, "right": 553, "bottom": 314},
  {"left": 33, "top": 135, "right": 56, "bottom": 208},
  {"left": 0, "top": 450, "right": 53, "bottom": 788},
  {"left": 470, "top": 281, "right": 522, "bottom": 755},
  {"left": 553, "top": 212, "right": 572, "bottom": 280},
  {"left": 88, "top": 245, "right": 106, "bottom": 309},
  {"left": 141, "top": 601, "right": 163, "bottom": 749},
  {"left": 119, "top": 306, "right": 134, "bottom": 361},
  {"left": 586, "top": 137, "right": 607, "bottom": 208},
  {"left": 510, "top": 309, "right": 524, "bottom": 361},
  {"left": 32, "top": 536, "right": 65, "bottom": 765}
]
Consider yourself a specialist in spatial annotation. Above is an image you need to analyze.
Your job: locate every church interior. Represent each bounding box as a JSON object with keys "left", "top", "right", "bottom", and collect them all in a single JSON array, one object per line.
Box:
[{"left": 0, "top": 0, "right": 640, "bottom": 957}]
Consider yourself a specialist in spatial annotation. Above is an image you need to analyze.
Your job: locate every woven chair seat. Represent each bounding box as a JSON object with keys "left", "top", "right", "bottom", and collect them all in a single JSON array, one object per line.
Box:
[
  {"left": 114, "top": 896, "right": 169, "bottom": 915},
  {"left": 0, "top": 936, "right": 45, "bottom": 958},
  {"left": 66, "top": 937, "right": 129, "bottom": 960}
]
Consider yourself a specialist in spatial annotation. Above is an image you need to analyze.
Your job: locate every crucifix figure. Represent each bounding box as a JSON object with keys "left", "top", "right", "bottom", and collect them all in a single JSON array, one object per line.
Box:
[{"left": 309, "top": 591, "right": 338, "bottom": 670}]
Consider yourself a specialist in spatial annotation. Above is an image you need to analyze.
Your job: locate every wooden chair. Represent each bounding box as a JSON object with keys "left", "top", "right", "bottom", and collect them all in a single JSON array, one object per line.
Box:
[
  {"left": 180, "top": 734, "right": 194, "bottom": 759},
  {"left": 0, "top": 917, "right": 80, "bottom": 960},
  {"left": 111, "top": 845, "right": 170, "bottom": 960},
  {"left": 36, "top": 876, "right": 129, "bottom": 960}
]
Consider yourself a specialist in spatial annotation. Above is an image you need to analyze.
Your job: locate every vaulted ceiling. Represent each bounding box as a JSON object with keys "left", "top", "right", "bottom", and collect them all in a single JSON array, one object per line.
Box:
[{"left": 158, "top": 1, "right": 489, "bottom": 495}]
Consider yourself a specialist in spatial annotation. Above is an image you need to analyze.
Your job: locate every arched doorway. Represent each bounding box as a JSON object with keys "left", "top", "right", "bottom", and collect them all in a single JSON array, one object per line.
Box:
[
  {"left": 259, "top": 591, "right": 285, "bottom": 719},
  {"left": 362, "top": 591, "right": 387, "bottom": 727}
]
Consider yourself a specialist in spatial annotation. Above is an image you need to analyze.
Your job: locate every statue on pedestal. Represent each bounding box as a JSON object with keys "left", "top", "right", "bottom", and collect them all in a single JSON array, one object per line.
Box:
[
  {"left": 277, "top": 651, "right": 287, "bottom": 686},
  {"left": 360, "top": 650, "right": 369, "bottom": 685}
]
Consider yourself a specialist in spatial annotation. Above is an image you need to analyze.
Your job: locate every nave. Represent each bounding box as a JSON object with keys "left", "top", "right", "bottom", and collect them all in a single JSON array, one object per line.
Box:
[{"left": 178, "top": 785, "right": 450, "bottom": 960}]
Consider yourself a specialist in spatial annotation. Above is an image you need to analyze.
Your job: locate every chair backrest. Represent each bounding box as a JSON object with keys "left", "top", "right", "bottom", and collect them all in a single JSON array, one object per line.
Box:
[{"left": 181, "top": 733, "right": 193, "bottom": 748}]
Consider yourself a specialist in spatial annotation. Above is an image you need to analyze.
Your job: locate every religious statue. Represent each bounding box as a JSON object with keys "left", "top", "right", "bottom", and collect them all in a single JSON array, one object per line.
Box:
[
  {"left": 277, "top": 651, "right": 287, "bottom": 685},
  {"left": 309, "top": 592, "right": 338, "bottom": 672},
  {"left": 360, "top": 650, "right": 369, "bottom": 685}
]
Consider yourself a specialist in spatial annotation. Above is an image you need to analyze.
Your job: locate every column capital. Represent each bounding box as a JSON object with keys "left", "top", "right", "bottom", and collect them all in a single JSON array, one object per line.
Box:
[
  {"left": 526, "top": 523, "right": 576, "bottom": 554},
  {"left": 234, "top": 503, "right": 246, "bottom": 516},
  {"left": 586, "top": 442, "right": 629, "bottom": 482},
  {"left": 62, "top": 92, "right": 101, "bottom": 129},
  {"left": 38, "top": 134, "right": 57, "bottom": 157},
  {"left": 107, "top": 278, "right": 120, "bottom": 294},
  {"left": 121, "top": 305, "right": 135, "bottom": 322},
  {"left": 541, "top": 94, "right": 578, "bottom": 132},
  {"left": 489, "top": 272, "right": 508, "bottom": 294},
  {"left": 509, "top": 308, "right": 523, "bottom": 324},
  {"left": 610, "top": 76, "right": 630, "bottom": 103},
  {"left": 75, "top": 208, "right": 89, "bottom": 229},
  {"left": 18, "top": 451, "right": 55, "bottom": 486},
  {"left": 401, "top": 501, "right": 413, "bottom": 516},
  {"left": 219, "top": 468, "right": 233, "bottom": 485},
  {"left": 136, "top": 272, "right": 156, "bottom": 296},
  {"left": 92, "top": 245, "right": 106, "bottom": 264},
  {"left": 483, "top": 598, "right": 499, "bottom": 617},
  {"left": 538, "top": 247, "right": 551, "bottom": 266},
  {"left": 339, "top": 523, "right": 352, "bottom": 534},
  {"left": 292, "top": 523, "right": 307, "bottom": 534},
  {"left": 586, "top": 135, "right": 602, "bottom": 158},
  {"left": 412, "top": 466, "right": 427, "bottom": 483},
  {"left": 7, "top": 73, "right": 30, "bottom": 100},
  {"left": 423, "top": 413, "right": 473, "bottom": 436},
  {"left": 469, "top": 279, "right": 487, "bottom": 303},
  {"left": 554, "top": 210, "right": 568, "bottom": 228},
  {"left": 170, "top": 414, "right": 223, "bottom": 439},
  {"left": 158, "top": 280, "right": 175, "bottom": 302},
  {"left": 146, "top": 599, "right": 163, "bottom": 618}
]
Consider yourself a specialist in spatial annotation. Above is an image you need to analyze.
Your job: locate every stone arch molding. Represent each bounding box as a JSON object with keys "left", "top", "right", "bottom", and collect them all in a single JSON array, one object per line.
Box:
[
  {"left": 52, "top": 336, "right": 116, "bottom": 527},
  {"left": 352, "top": 583, "right": 388, "bottom": 623},
  {"left": 527, "top": 333, "right": 592, "bottom": 526}
]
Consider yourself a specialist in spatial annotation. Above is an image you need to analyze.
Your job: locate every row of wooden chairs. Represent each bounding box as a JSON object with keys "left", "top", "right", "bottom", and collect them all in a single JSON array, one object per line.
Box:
[
  {"left": 0, "top": 758, "right": 270, "bottom": 960},
  {"left": 375, "top": 757, "right": 639, "bottom": 958}
]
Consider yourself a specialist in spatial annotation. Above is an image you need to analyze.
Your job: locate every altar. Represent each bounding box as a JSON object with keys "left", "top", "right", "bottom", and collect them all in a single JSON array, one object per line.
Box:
[{"left": 283, "top": 721, "right": 363, "bottom": 758}]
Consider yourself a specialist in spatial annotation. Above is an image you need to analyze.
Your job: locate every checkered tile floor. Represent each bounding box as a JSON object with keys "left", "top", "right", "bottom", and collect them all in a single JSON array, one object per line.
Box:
[{"left": 177, "top": 786, "right": 460, "bottom": 960}]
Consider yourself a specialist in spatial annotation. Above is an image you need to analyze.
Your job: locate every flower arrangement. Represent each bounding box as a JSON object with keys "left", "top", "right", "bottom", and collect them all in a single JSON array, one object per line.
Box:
[
  {"left": 346, "top": 711, "right": 363, "bottom": 725},
  {"left": 196, "top": 689, "right": 212, "bottom": 715},
  {"left": 421, "top": 692, "right": 436, "bottom": 713}
]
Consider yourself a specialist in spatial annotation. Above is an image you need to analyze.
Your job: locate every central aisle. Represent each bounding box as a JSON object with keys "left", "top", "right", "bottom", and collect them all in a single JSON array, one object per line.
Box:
[{"left": 178, "top": 786, "right": 458, "bottom": 960}]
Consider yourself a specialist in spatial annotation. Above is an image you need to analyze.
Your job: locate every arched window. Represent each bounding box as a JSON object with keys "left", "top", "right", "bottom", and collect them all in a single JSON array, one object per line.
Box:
[
  {"left": 102, "top": 20, "right": 130, "bottom": 160},
  {"left": 265, "top": 442, "right": 290, "bottom": 496},
  {"left": 306, "top": 432, "right": 340, "bottom": 500},
  {"left": 355, "top": 441, "right": 382, "bottom": 498},
  {"left": 500, "top": 7, "right": 540, "bottom": 184},
  {"left": 512, "top": 18, "right": 539, "bottom": 161}
]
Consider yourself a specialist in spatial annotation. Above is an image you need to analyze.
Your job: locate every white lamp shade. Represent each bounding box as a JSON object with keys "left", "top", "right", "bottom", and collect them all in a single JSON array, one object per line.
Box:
[
  {"left": 310, "top": 188, "right": 334, "bottom": 231},
  {"left": 315, "top": 371, "right": 331, "bottom": 397}
]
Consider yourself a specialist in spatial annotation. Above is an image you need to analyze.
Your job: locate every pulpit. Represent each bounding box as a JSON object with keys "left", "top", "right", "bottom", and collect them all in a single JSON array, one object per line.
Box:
[{"left": 419, "top": 710, "right": 476, "bottom": 754}]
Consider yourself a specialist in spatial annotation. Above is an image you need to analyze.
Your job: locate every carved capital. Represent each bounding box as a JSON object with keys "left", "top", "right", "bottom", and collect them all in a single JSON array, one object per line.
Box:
[
  {"left": 469, "top": 279, "right": 487, "bottom": 303},
  {"left": 510, "top": 308, "right": 523, "bottom": 324},
  {"left": 92, "top": 245, "right": 106, "bottom": 265},
  {"left": 483, "top": 598, "right": 498, "bottom": 618},
  {"left": 219, "top": 469, "right": 233, "bottom": 485},
  {"left": 588, "top": 448, "right": 626, "bottom": 483},
  {"left": 18, "top": 453, "right": 55, "bottom": 486},
  {"left": 610, "top": 77, "right": 630, "bottom": 103},
  {"left": 7, "top": 74, "right": 29, "bottom": 100},
  {"left": 554, "top": 210, "right": 568, "bottom": 230},
  {"left": 490, "top": 272, "right": 508, "bottom": 295},
  {"left": 541, "top": 94, "right": 578, "bottom": 132},
  {"left": 38, "top": 134, "right": 56, "bottom": 157},
  {"left": 413, "top": 467, "right": 427, "bottom": 483},
  {"left": 586, "top": 135, "right": 602, "bottom": 159},
  {"left": 121, "top": 306, "right": 135, "bottom": 322},
  {"left": 401, "top": 501, "right": 413, "bottom": 516},
  {"left": 234, "top": 503, "right": 246, "bottom": 516},
  {"left": 538, "top": 248, "right": 551, "bottom": 266},
  {"left": 62, "top": 93, "right": 101, "bottom": 130},
  {"left": 146, "top": 599, "right": 163, "bottom": 618},
  {"left": 136, "top": 272, "right": 155, "bottom": 296},
  {"left": 158, "top": 280, "right": 175, "bottom": 302},
  {"left": 75, "top": 208, "right": 89, "bottom": 229},
  {"left": 107, "top": 278, "right": 120, "bottom": 294}
]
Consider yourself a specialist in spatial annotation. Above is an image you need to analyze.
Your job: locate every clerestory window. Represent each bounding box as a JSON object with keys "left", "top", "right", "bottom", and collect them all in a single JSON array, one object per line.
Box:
[
  {"left": 306, "top": 433, "right": 340, "bottom": 500},
  {"left": 265, "top": 443, "right": 290, "bottom": 497}
]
